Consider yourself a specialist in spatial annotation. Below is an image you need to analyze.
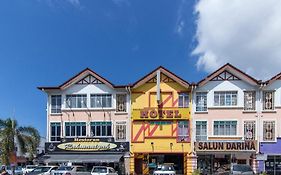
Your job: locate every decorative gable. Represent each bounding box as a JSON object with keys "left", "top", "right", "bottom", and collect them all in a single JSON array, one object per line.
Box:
[
  {"left": 211, "top": 71, "right": 240, "bottom": 81},
  {"left": 148, "top": 73, "right": 176, "bottom": 83},
  {"left": 76, "top": 74, "right": 104, "bottom": 85}
]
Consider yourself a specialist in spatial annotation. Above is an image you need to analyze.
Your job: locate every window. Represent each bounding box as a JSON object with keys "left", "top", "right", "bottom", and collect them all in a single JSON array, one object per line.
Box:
[
  {"left": 214, "top": 121, "right": 237, "bottom": 135},
  {"left": 178, "top": 93, "right": 189, "bottom": 108},
  {"left": 263, "top": 121, "right": 275, "bottom": 141},
  {"left": 214, "top": 91, "right": 237, "bottom": 106},
  {"left": 196, "top": 121, "right": 207, "bottom": 141},
  {"left": 91, "top": 94, "right": 112, "bottom": 108},
  {"left": 66, "top": 94, "right": 87, "bottom": 108},
  {"left": 91, "top": 122, "right": 112, "bottom": 137},
  {"left": 65, "top": 122, "right": 86, "bottom": 137},
  {"left": 51, "top": 95, "right": 62, "bottom": 113},
  {"left": 244, "top": 91, "right": 256, "bottom": 111},
  {"left": 50, "top": 122, "right": 61, "bottom": 141},
  {"left": 244, "top": 121, "right": 255, "bottom": 140},
  {"left": 116, "top": 94, "right": 127, "bottom": 112},
  {"left": 115, "top": 121, "right": 126, "bottom": 141},
  {"left": 177, "top": 121, "right": 189, "bottom": 142},
  {"left": 263, "top": 91, "right": 274, "bottom": 110},
  {"left": 196, "top": 92, "right": 207, "bottom": 111}
]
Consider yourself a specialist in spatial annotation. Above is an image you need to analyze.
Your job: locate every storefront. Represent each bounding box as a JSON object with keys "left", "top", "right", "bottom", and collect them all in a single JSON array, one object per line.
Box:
[
  {"left": 44, "top": 138, "right": 129, "bottom": 174},
  {"left": 195, "top": 141, "right": 257, "bottom": 174},
  {"left": 260, "top": 138, "right": 281, "bottom": 175}
]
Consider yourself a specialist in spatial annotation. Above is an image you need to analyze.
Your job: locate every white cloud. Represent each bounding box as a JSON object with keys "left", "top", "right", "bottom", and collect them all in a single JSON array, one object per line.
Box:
[
  {"left": 67, "top": 0, "right": 80, "bottom": 6},
  {"left": 193, "top": 0, "right": 281, "bottom": 80}
]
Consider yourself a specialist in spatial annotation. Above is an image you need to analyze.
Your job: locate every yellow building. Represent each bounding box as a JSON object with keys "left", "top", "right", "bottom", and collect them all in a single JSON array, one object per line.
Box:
[{"left": 130, "top": 66, "right": 195, "bottom": 175}]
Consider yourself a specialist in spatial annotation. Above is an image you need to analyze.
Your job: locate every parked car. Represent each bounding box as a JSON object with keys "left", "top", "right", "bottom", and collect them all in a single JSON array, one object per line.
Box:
[
  {"left": 52, "top": 166, "right": 90, "bottom": 175},
  {"left": 6, "top": 166, "right": 23, "bottom": 175},
  {"left": 91, "top": 166, "right": 117, "bottom": 175},
  {"left": 230, "top": 164, "right": 255, "bottom": 175},
  {"left": 28, "top": 166, "right": 58, "bottom": 175},
  {"left": 23, "top": 165, "right": 38, "bottom": 175},
  {"left": 153, "top": 164, "right": 176, "bottom": 175}
]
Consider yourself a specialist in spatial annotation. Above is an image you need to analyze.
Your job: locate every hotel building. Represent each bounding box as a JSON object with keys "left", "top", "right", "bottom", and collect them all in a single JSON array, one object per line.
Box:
[{"left": 129, "top": 67, "right": 195, "bottom": 175}]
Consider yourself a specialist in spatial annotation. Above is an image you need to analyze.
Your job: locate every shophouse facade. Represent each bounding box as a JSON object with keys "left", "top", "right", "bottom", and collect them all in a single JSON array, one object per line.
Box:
[
  {"left": 192, "top": 64, "right": 261, "bottom": 174},
  {"left": 38, "top": 68, "right": 130, "bottom": 174},
  {"left": 129, "top": 67, "right": 195, "bottom": 175},
  {"left": 258, "top": 73, "right": 281, "bottom": 175}
]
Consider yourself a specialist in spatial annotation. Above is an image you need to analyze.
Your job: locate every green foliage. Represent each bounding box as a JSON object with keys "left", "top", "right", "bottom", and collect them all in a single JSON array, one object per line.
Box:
[
  {"left": 0, "top": 118, "right": 40, "bottom": 165},
  {"left": 192, "top": 169, "right": 201, "bottom": 175}
]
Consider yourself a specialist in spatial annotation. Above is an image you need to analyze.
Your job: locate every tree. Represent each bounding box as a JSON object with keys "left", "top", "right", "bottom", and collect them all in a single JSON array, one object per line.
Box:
[{"left": 0, "top": 118, "right": 40, "bottom": 165}]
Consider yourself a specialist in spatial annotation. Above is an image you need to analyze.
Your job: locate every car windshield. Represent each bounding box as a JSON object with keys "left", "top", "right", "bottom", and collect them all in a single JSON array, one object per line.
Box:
[
  {"left": 233, "top": 165, "right": 253, "bottom": 172},
  {"left": 92, "top": 167, "right": 107, "bottom": 173},
  {"left": 33, "top": 167, "right": 51, "bottom": 173},
  {"left": 57, "top": 167, "right": 72, "bottom": 171},
  {"left": 26, "top": 166, "right": 37, "bottom": 169},
  {"left": 156, "top": 165, "right": 175, "bottom": 171}
]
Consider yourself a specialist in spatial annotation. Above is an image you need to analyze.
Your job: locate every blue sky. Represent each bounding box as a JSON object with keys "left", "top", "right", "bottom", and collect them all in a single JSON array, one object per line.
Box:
[{"left": 0, "top": 0, "right": 204, "bottom": 137}]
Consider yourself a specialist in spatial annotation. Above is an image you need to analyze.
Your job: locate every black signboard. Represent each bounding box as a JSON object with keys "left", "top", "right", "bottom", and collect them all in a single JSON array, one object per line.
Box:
[{"left": 45, "top": 137, "right": 129, "bottom": 154}]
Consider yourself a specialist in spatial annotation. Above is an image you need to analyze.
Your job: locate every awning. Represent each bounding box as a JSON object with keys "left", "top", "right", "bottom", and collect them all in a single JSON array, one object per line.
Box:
[{"left": 43, "top": 154, "right": 123, "bottom": 163}]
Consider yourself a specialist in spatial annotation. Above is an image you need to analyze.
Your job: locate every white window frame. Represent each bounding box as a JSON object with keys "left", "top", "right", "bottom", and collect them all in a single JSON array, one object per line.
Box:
[
  {"left": 262, "top": 91, "right": 275, "bottom": 111},
  {"left": 116, "top": 94, "right": 127, "bottom": 113},
  {"left": 196, "top": 120, "right": 208, "bottom": 141},
  {"left": 50, "top": 95, "right": 62, "bottom": 114},
  {"left": 243, "top": 120, "right": 256, "bottom": 140},
  {"left": 213, "top": 120, "right": 237, "bottom": 136},
  {"left": 115, "top": 121, "right": 127, "bottom": 141},
  {"left": 66, "top": 94, "right": 87, "bottom": 109},
  {"left": 214, "top": 91, "right": 238, "bottom": 107},
  {"left": 196, "top": 92, "right": 207, "bottom": 112},
  {"left": 177, "top": 121, "right": 190, "bottom": 142},
  {"left": 64, "top": 122, "right": 87, "bottom": 137},
  {"left": 244, "top": 91, "right": 256, "bottom": 111},
  {"left": 262, "top": 120, "right": 276, "bottom": 142},
  {"left": 90, "top": 121, "right": 112, "bottom": 137},
  {"left": 50, "top": 122, "right": 61, "bottom": 142},
  {"left": 178, "top": 93, "right": 189, "bottom": 108},
  {"left": 90, "top": 94, "right": 112, "bottom": 108}
]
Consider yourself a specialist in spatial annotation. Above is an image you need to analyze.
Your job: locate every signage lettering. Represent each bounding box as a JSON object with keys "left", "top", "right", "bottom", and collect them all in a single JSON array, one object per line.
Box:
[
  {"left": 140, "top": 109, "right": 182, "bottom": 119},
  {"left": 196, "top": 141, "right": 256, "bottom": 151},
  {"left": 57, "top": 142, "right": 117, "bottom": 151}
]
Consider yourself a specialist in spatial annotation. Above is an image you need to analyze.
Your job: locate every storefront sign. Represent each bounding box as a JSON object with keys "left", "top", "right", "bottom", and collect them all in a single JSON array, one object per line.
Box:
[
  {"left": 57, "top": 141, "right": 117, "bottom": 151},
  {"left": 195, "top": 141, "right": 257, "bottom": 152},
  {"left": 140, "top": 109, "right": 182, "bottom": 119},
  {"left": 45, "top": 138, "right": 129, "bottom": 153}
]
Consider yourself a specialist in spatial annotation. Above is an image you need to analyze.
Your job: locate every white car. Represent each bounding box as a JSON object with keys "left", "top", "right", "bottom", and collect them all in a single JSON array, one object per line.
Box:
[
  {"left": 153, "top": 164, "right": 176, "bottom": 175},
  {"left": 52, "top": 166, "right": 90, "bottom": 175},
  {"left": 28, "top": 166, "right": 58, "bottom": 175},
  {"left": 91, "top": 166, "right": 117, "bottom": 175},
  {"left": 230, "top": 164, "right": 255, "bottom": 175},
  {"left": 23, "top": 165, "right": 38, "bottom": 175}
]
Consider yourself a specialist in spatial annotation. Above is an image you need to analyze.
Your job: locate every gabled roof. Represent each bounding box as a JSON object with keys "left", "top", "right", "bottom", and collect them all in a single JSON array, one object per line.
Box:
[
  {"left": 265, "top": 72, "right": 281, "bottom": 85},
  {"left": 130, "top": 66, "right": 190, "bottom": 89},
  {"left": 38, "top": 68, "right": 115, "bottom": 91},
  {"left": 197, "top": 63, "right": 260, "bottom": 87}
]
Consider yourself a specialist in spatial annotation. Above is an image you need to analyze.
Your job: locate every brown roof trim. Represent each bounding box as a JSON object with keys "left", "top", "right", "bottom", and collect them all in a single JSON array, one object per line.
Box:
[
  {"left": 265, "top": 72, "right": 281, "bottom": 85},
  {"left": 131, "top": 66, "right": 190, "bottom": 89},
  {"left": 38, "top": 68, "right": 116, "bottom": 91},
  {"left": 197, "top": 63, "right": 260, "bottom": 86}
]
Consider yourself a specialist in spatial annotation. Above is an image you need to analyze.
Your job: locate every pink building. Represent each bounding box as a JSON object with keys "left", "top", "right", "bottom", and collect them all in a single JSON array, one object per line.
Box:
[{"left": 38, "top": 68, "right": 130, "bottom": 174}]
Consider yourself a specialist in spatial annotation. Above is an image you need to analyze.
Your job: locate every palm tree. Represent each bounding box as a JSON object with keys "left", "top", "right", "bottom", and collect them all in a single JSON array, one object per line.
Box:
[{"left": 0, "top": 118, "right": 40, "bottom": 165}]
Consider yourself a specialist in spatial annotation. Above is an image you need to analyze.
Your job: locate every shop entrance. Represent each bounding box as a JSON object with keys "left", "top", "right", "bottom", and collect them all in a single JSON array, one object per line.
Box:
[{"left": 265, "top": 155, "right": 281, "bottom": 175}]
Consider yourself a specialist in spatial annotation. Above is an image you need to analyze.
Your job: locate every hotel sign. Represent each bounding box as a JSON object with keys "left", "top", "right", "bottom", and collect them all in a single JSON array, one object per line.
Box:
[
  {"left": 45, "top": 138, "right": 129, "bottom": 153},
  {"left": 195, "top": 141, "right": 257, "bottom": 152}
]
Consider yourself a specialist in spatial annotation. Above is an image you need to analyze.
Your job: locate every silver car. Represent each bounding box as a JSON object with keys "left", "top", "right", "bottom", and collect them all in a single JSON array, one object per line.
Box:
[
  {"left": 91, "top": 166, "right": 117, "bottom": 175},
  {"left": 28, "top": 166, "right": 58, "bottom": 175},
  {"left": 153, "top": 164, "right": 176, "bottom": 175},
  {"left": 230, "top": 164, "right": 255, "bottom": 175},
  {"left": 52, "top": 166, "right": 90, "bottom": 175}
]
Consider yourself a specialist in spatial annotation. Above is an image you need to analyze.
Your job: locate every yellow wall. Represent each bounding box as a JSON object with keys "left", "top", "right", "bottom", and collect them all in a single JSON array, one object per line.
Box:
[{"left": 131, "top": 73, "right": 192, "bottom": 153}]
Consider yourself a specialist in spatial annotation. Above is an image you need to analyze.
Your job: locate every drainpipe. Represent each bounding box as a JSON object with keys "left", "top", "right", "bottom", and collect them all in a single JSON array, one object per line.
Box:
[{"left": 156, "top": 70, "right": 161, "bottom": 105}]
